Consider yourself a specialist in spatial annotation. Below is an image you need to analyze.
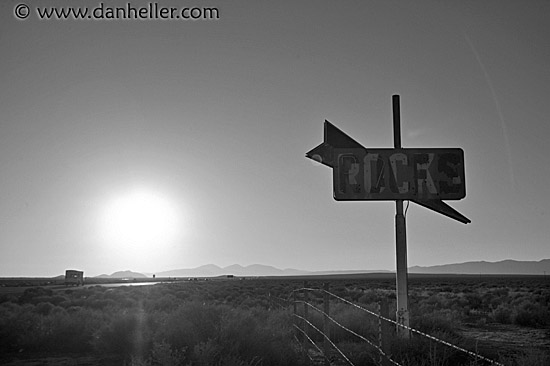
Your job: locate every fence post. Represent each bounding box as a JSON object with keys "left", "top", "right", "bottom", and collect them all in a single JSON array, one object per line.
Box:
[
  {"left": 304, "top": 281, "right": 309, "bottom": 319},
  {"left": 303, "top": 281, "right": 309, "bottom": 362},
  {"left": 323, "top": 282, "right": 330, "bottom": 366},
  {"left": 293, "top": 290, "right": 297, "bottom": 316},
  {"left": 379, "top": 298, "right": 391, "bottom": 366}
]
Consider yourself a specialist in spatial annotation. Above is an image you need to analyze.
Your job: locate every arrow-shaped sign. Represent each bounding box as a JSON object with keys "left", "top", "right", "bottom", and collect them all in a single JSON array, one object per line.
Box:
[{"left": 306, "top": 120, "right": 470, "bottom": 224}]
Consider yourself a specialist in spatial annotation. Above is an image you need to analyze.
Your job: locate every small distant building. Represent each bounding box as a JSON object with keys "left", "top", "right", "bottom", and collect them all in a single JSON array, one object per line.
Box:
[{"left": 65, "top": 270, "right": 84, "bottom": 286}]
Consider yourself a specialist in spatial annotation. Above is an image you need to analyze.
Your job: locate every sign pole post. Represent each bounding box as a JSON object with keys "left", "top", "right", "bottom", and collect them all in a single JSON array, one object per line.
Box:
[{"left": 392, "top": 95, "right": 410, "bottom": 338}]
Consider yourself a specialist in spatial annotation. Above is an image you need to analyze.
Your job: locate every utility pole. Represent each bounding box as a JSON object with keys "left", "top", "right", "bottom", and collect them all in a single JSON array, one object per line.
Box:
[{"left": 393, "top": 95, "right": 410, "bottom": 338}]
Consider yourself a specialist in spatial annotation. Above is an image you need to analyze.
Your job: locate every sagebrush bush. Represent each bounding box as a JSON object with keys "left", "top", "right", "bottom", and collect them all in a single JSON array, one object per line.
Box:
[
  {"left": 330, "top": 302, "right": 378, "bottom": 343},
  {"left": 411, "top": 310, "right": 460, "bottom": 337},
  {"left": 512, "top": 303, "right": 550, "bottom": 327},
  {"left": 213, "top": 308, "right": 298, "bottom": 366},
  {"left": 93, "top": 311, "right": 152, "bottom": 357},
  {"left": 491, "top": 304, "right": 512, "bottom": 324}
]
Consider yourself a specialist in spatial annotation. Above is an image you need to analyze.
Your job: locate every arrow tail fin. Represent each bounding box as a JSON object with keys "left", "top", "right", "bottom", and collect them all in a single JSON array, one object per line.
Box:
[
  {"left": 412, "top": 199, "right": 471, "bottom": 224},
  {"left": 324, "top": 120, "right": 364, "bottom": 149}
]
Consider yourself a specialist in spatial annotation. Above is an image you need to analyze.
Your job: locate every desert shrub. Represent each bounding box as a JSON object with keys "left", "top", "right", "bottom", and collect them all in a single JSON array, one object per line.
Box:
[
  {"left": 148, "top": 302, "right": 299, "bottom": 366},
  {"left": 0, "top": 293, "right": 18, "bottom": 304},
  {"left": 512, "top": 303, "right": 550, "bottom": 327},
  {"left": 207, "top": 307, "right": 299, "bottom": 366},
  {"left": 158, "top": 302, "right": 223, "bottom": 353},
  {"left": 39, "top": 307, "right": 102, "bottom": 353},
  {"left": 215, "top": 311, "right": 260, "bottom": 358},
  {"left": 88, "top": 298, "right": 117, "bottom": 310},
  {"left": 237, "top": 296, "right": 259, "bottom": 309},
  {"left": 464, "top": 293, "right": 483, "bottom": 309},
  {"left": 0, "top": 301, "right": 20, "bottom": 315},
  {"left": 330, "top": 302, "right": 378, "bottom": 343},
  {"left": 411, "top": 310, "right": 460, "bottom": 338},
  {"left": 7, "top": 305, "right": 43, "bottom": 352},
  {"left": 358, "top": 290, "right": 382, "bottom": 305},
  {"left": 175, "top": 290, "right": 190, "bottom": 301},
  {"left": 491, "top": 304, "right": 512, "bottom": 324},
  {"left": 0, "top": 302, "right": 92, "bottom": 353},
  {"left": 102, "top": 288, "right": 128, "bottom": 304},
  {"left": 34, "top": 301, "right": 54, "bottom": 315},
  {"left": 500, "top": 348, "right": 550, "bottom": 366},
  {"left": 49, "top": 295, "right": 69, "bottom": 306},
  {"left": 391, "top": 335, "right": 469, "bottom": 366},
  {"left": 193, "top": 338, "right": 222, "bottom": 366},
  {"left": 349, "top": 290, "right": 362, "bottom": 302},
  {"left": 148, "top": 340, "right": 186, "bottom": 366},
  {"left": 491, "top": 287, "right": 509, "bottom": 298},
  {"left": 0, "top": 302, "right": 25, "bottom": 352},
  {"left": 331, "top": 285, "right": 348, "bottom": 298},
  {"left": 146, "top": 293, "right": 179, "bottom": 312},
  {"left": 117, "top": 296, "right": 138, "bottom": 309},
  {"left": 92, "top": 309, "right": 152, "bottom": 358},
  {"left": 18, "top": 287, "right": 53, "bottom": 305}
]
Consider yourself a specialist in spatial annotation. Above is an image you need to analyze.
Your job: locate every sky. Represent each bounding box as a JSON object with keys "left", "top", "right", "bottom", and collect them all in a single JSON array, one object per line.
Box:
[{"left": 1, "top": 0, "right": 549, "bottom": 277}]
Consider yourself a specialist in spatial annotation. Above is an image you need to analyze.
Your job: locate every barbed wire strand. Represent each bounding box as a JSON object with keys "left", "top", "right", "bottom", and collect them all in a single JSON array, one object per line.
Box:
[
  {"left": 293, "top": 313, "right": 355, "bottom": 366},
  {"left": 270, "top": 294, "right": 290, "bottom": 305},
  {"left": 293, "top": 287, "right": 506, "bottom": 366},
  {"left": 296, "top": 300, "right": 403, "bottom": 366},
  {"left": 293, "top": 325, "right": 323, "bottom": 356},
  {"left": 268, "top": 294, "right": 288, "bottom": 310},
  {"left": 292, "top": 332, "right": 316, "bottom": 363}
]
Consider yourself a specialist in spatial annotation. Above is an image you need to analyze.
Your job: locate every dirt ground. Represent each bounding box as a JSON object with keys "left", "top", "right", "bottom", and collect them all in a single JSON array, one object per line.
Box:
[
  {"left": 0, "top": 355, "right": 122, "bottom": 366},
  {"left": 459, "top": 322, "right": 550, "bottom": 358}
]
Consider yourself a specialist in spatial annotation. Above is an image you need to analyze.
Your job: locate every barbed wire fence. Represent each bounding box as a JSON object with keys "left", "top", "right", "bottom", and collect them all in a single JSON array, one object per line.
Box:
[{"left": 270, "top": 282, "right": 506, "bottom": 366}]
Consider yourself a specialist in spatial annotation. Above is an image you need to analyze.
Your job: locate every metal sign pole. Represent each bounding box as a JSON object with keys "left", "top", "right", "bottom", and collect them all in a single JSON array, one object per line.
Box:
[{"left": 392, "top": 95, "right": 410, "bottom": 338}]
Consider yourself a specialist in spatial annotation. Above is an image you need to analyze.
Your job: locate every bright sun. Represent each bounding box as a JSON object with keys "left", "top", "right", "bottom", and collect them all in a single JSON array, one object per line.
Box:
[{"left": 101, "top": 187, "right": 181, "bottom": 253}]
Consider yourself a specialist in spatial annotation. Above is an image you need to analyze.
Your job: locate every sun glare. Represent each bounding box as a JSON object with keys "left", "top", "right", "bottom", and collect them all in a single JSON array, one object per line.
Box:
[{"left": 101, "top": 188, "right": 182, "bottom": 256}]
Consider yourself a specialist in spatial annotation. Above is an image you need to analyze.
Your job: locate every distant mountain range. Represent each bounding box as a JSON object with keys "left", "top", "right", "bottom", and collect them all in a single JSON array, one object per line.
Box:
[
  {"left": 409, "top": 259, "right": 550, "bottom": 275},
  {"left": 150, "top": 264, "right": 388, "bottom": 278},
  {"left": 152, "top": 264, "right": 296, "bottom": 277},
  {"left": 95, "top": 270, "right": 147, "bottom": 279},
  {"left": 95, "top": 259, "right": 550, "bottom": 279}
]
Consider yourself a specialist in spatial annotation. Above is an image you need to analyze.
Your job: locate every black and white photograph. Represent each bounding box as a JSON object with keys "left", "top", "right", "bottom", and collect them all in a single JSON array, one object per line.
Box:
[{"left": 1, "top": 1, "right": 549, "bottom": 365}]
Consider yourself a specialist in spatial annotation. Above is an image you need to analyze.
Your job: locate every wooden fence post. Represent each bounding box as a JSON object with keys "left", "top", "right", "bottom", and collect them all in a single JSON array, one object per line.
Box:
[
  {"left": 323, "top": 282, "right": 330, "bottom": 366},
  {"left": 379, "top": 297, "right": 392, "bottom": 366}
]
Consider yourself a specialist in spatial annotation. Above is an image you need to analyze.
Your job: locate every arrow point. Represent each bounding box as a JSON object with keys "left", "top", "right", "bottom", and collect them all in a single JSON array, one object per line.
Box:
[
  {"left": 305, "top": 120, "right": 365, "bottom": 168},
  {"left": 306, "top": 143, "right": 334, "bottom": 168}
]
